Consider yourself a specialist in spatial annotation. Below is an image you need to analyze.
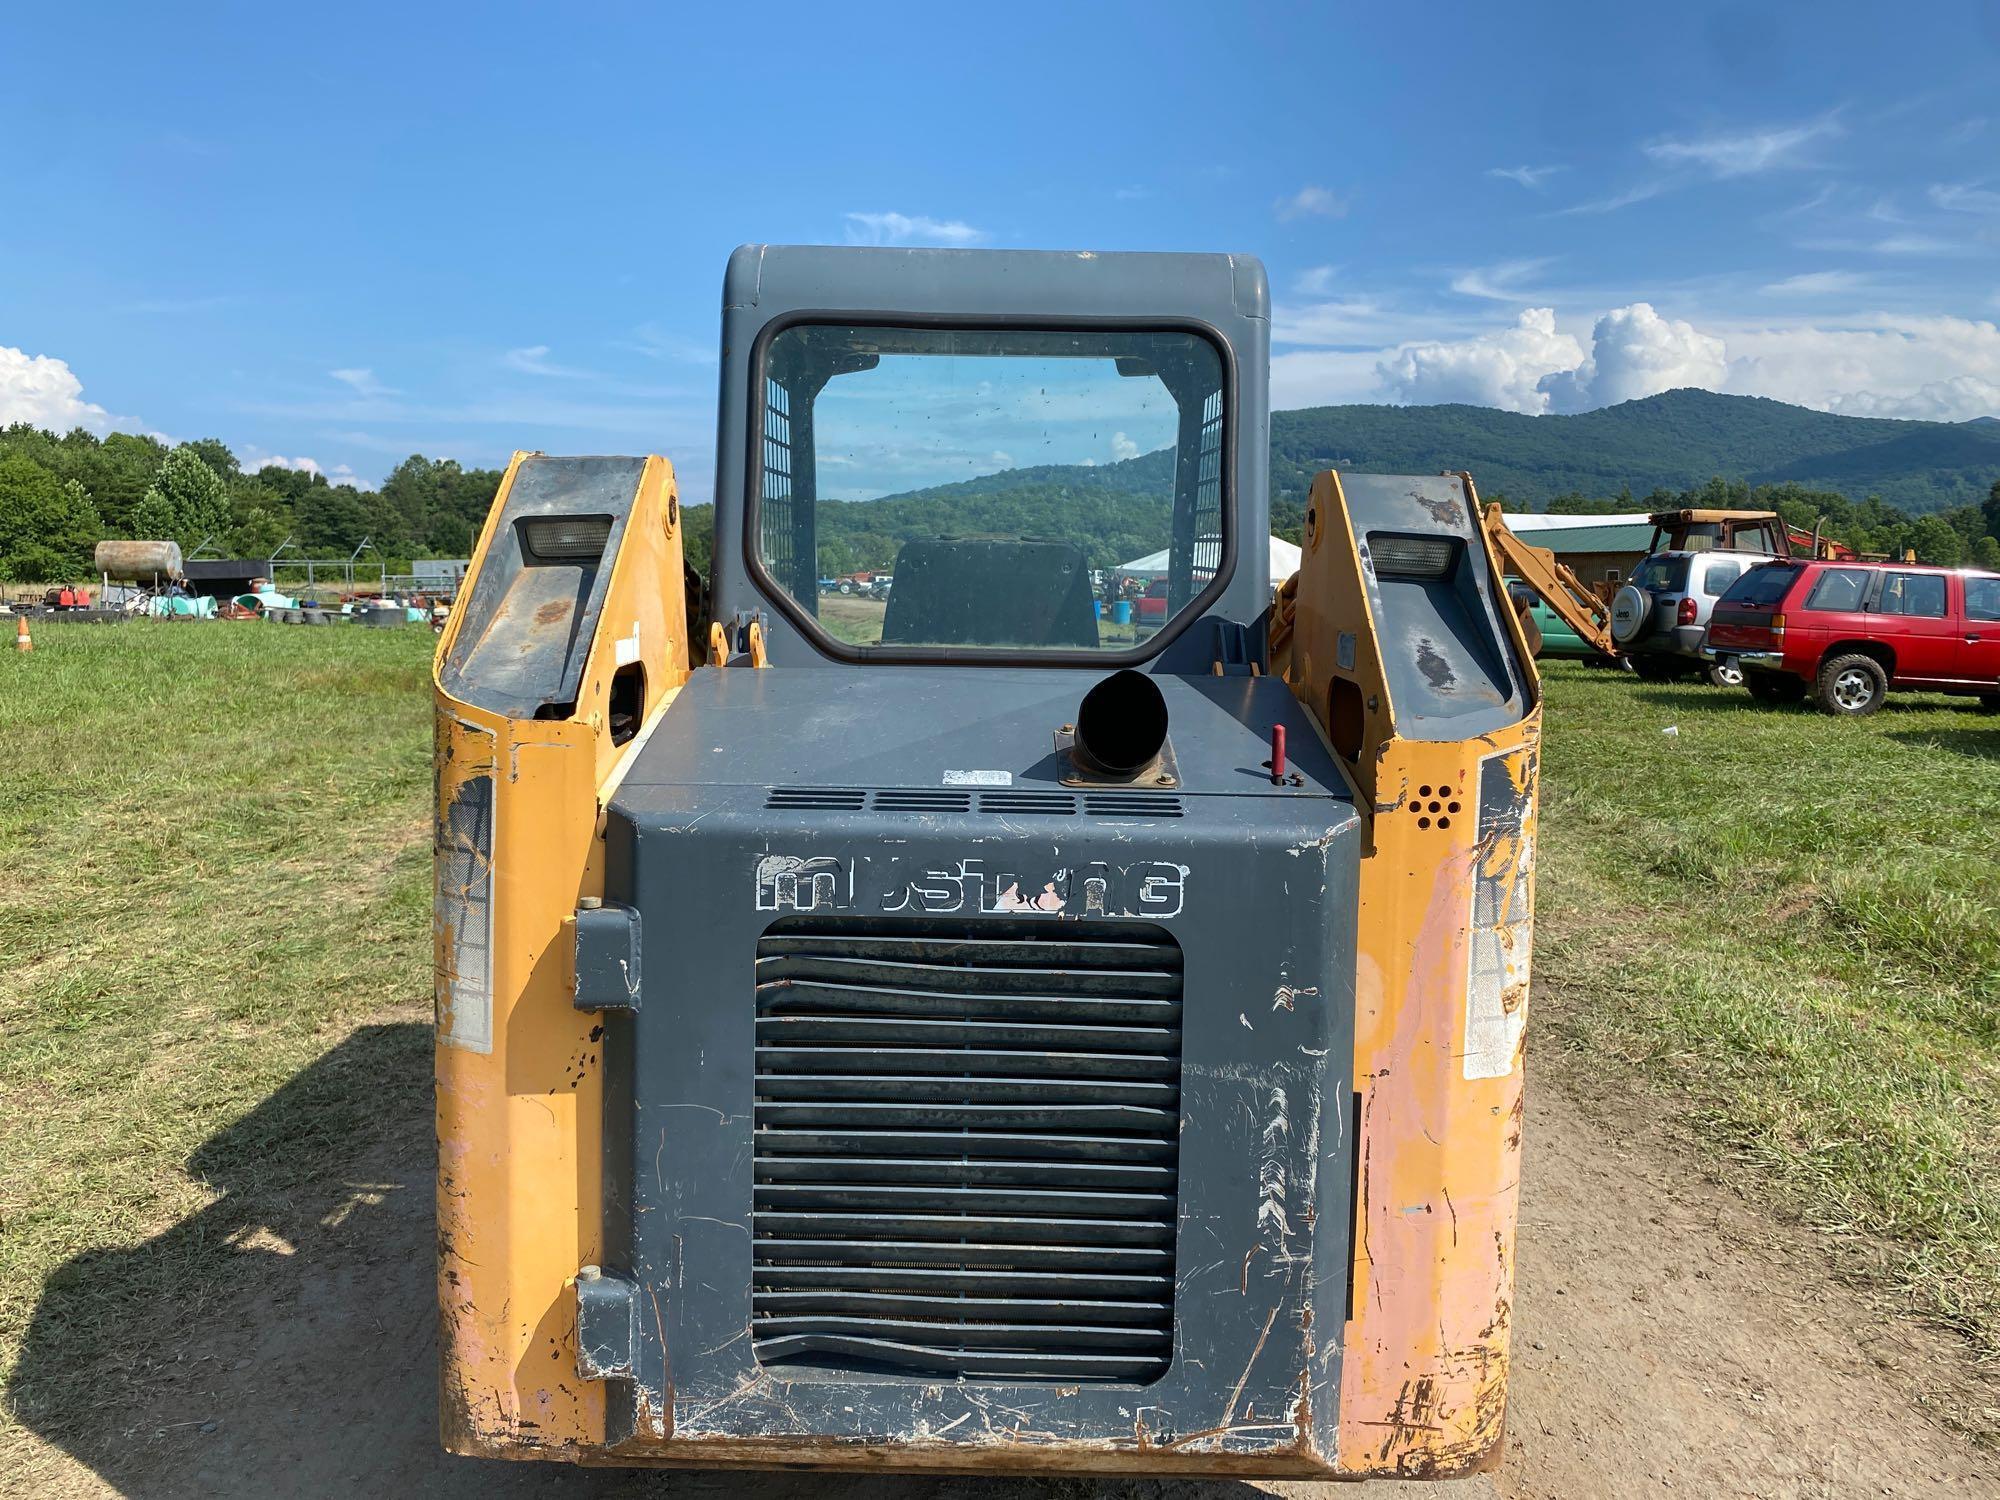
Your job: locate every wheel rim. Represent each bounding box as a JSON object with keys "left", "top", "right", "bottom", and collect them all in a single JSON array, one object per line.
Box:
[{"left": 1834, "top": 668, "right": 1874, "bottom": 709}]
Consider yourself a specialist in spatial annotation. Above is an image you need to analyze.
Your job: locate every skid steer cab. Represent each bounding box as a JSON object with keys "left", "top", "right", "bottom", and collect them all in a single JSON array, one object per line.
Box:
[{"left": 433, "top": 246, "right": 1541, "bottom": 1478}]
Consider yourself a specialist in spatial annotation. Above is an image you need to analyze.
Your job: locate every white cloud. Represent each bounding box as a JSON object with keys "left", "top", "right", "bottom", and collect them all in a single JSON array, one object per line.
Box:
[
  {"left": 627, "top": 324, "right": 717, "bottom": 364},
  {"left": 1541, "top": 303, "right": 1726, "bottom": 412},
  {"left": 1273, "top": 296, "right": 1403, "bottom": 347},
  {"left": 502, "top": 345, "right": 596, "bottom": 379},
  {"left": 1871, "top": 234, "right": 1965, "bottom": 256},
  {"left": 842, "top": 212, "right": 987, "bottom": 247},
  {"left": 1828, "top": 375, "right": 2000, "bottom": 421},
  {"left": 1644, "top": 115, "right": 1841, "bottom": 177},
  {"left": 1450, "top": 258, "right": 1554, "bottom": 302},
  {"left": 1722, "top": 314, "right": 2000, "bottom": 421},
  {"left": 329, "top": 367, "right": 395, "bottom": 398},
  {"left": 1929, "top": 181, "right": 2000, "bottom": 215},
  {"left": 1377, "top": 308, "right": 1585, "bottom": 414},
  {"left": 1110, "top": 431, "right": 1140, "bottom": 462},
  {"left": 244, "top": 452, "right": 322, "bottom": 476},
  {"left": 0, "top": 345, "right": 113, "bottom": 433},
  {"left": 1760, "top": 270, "right": 1869, "bottom": 296},
  {"left": 1293, "top": 265, "right": 1339, "bottom": 297},
  {"left": 1275, "top": 185, "right": 1346, "bottom": 221},
  {"left": 1270, "top": 289, "right": 2000, "bottom": 425},
  {"left": 1556, "top": 180, "right": 1669, "bottom": 217},
  {"left": 1488, "top": 165, "right": 1565, "bottom": 190},
  {"left": 1268, "top": 349, "right": 1388, "bottom": 411}
]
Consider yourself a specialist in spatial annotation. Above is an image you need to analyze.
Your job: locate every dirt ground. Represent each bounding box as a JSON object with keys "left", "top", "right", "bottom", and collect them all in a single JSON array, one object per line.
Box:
[{"left": 8, "top": 1030, "right": 1994, "bottom": 1500}]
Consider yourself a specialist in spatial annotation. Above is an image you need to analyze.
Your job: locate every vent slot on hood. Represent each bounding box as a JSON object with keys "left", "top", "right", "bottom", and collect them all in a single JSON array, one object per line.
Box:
[{"left": 750, "top": 917, "right": 1184, "bottom": 1384}]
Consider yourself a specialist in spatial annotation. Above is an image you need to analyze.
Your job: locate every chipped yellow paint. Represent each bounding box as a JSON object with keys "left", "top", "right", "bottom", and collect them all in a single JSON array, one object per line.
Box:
[
  {"left": 1275, "top": 469, "right": 1542, "bottom": 1478},
  {"left": 434, "top": 451, "right": 689, "bottom": 1459},
  {"left": 438, "top": 449, "right": 1538, "bottom": 1476}
]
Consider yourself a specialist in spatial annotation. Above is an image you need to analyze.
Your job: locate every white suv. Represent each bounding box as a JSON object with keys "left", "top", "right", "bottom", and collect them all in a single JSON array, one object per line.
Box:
[{"left": 1609, "top": 550, "right": 1757, "bottom": 685}]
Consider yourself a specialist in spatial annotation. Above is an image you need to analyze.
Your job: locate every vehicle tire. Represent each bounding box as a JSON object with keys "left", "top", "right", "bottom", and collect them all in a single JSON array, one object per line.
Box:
[
  {"left": 1609, "top": 585, "right": 1651, "bottom": 646},
  {"left": 1979, "top": 693, "right": 2000, "bottom": 715},
  {"left": 1746, "top": 673, "right": 1806, "bottom": 706},
  {"left": 1631, "top": 654, "right": 1680, "bottom": 682},
  {"left": 1815, "top": 653, "right": 1888, "bottom": 717},
  {"left": 1705, "top": 656, "right": 1745, "bottom": 689},
  {"left": 837, "top": 581, "right": 852, "bottom": 595}
]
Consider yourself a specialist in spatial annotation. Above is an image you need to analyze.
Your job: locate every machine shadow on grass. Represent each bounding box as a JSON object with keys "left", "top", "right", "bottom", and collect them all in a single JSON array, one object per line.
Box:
[{"left": 9, "top": 1023, "right": 1271, "bottom": 1500}]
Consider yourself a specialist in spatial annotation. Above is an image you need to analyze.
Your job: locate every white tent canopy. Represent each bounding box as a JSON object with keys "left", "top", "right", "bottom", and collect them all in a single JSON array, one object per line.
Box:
[{"left": 1118, "top": 535, "right": 1301, "bottom": 589}]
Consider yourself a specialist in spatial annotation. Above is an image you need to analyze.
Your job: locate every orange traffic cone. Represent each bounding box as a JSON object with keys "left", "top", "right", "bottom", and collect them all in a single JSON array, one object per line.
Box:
[{"left": 14, "top": 614, "right": 31, "bottom": 652}]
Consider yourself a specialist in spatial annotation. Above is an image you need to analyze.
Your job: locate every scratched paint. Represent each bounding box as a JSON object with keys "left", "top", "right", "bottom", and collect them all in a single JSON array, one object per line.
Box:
[
  {"left": 1462, "top": 747, "right": 1535, "bottom": 1081},
  {"left": 435, "top": 719, "right": 497, "bottom": 1054},
  {"left": 434, "top": 450, "right": 689, "bottom": 1463}
]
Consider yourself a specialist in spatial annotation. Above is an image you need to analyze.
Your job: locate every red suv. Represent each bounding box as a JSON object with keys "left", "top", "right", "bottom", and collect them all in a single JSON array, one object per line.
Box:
[{"left": 1705, "top": 559, "right": 2000, "bottom": 716}]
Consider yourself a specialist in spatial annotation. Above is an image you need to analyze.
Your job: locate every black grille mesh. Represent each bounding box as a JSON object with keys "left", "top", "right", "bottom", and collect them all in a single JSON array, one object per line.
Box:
[{"left": 751, "top": 918, "right": 1184, "bottom": 1383}]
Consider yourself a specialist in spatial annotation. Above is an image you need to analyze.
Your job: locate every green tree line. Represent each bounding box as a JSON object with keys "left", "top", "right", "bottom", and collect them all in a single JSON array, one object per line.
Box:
[
  {"left": 6, "top": 417, "right": 1999, "bottom": 583},
  {"left": 0, "top": 423, "right": 504, "bottom": 581}
]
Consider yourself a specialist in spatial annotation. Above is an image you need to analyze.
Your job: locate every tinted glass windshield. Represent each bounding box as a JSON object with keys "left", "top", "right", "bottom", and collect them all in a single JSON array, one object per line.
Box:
[
  {"left": 1879, "top": 572, "right": 1947, "bottom": 618},
  {"left": 1968, "top": 576, "right": 2000, "bottom": 623},
  {"left": 1631, "top": 555, "right": 1689, "bottom": 593},
  {"left": 1702, "top": 559, "right": 1744, "bottom": 596},
  {"left": 754, "top": 325, "right": 1225, "bottom": 653},
  {"left": 1804, "top": 567, "right": 1870, "bottom": 612},
  {"left": 1721, "top": 563, "right": 1799, "bottom": 606}
]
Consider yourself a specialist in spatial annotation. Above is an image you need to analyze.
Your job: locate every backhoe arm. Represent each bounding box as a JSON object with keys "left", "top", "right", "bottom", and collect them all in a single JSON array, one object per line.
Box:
[{"left": 1479, "top": 499, "right": 1618, "bottom": 660}]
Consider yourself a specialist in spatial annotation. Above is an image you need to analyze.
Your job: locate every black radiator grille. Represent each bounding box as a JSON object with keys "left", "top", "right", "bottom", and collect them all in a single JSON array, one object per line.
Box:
[{"left": 751, "top": 918, "right": 1184, "bottom": 1384}]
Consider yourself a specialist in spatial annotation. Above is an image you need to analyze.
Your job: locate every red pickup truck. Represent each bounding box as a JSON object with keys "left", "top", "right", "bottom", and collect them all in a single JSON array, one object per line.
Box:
[{"left": 1705, "top": 558, "right": 2000, "bottom": 716}]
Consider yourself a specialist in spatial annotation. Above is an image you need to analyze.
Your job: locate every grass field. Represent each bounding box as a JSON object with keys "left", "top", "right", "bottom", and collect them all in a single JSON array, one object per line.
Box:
[
  {"left": 0, "top": 627, "right": 1995, "bottom": 1464},
  {"left": 0, "top": 621, "right": 435, "bottom": 1458},
  {"left": 1533, "top": 661, "right": 2000, "bottom": 1367}
]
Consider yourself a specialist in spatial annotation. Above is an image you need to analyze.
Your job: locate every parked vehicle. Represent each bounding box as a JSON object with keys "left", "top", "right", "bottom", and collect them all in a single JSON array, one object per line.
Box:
[
  {"left": 1644, "top": 507, "right": 1853, "bottom": 561},
  {"left": 1506, "top": 582, "right": 1595, "bottom": 658},
  {"left": 1705, "top": 558, "right": 2000, "bottom": 715},
  {"left": 1608, "top": 550, "right": 1759, "bottom": 684},
  {"left": 866, "top": 573, "right": 893, "bottom": 599},
  {"left": 1136, "top": 576, "right": 1170, "bottom": 622}
]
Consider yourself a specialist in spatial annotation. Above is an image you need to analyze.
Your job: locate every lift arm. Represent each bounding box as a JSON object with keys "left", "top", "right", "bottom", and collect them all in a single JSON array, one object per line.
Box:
[{"left": 1478, "top": 499, "right": 1619, "bottom": 660}]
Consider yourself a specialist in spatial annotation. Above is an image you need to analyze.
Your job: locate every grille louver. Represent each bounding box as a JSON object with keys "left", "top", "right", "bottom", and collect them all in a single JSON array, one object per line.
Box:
[
  {"left": 763, "top": 787, "right": 1184, "bottom": 819},
  {"left": 752, "top": 918, "right": 1184, "bottom": 1383}
]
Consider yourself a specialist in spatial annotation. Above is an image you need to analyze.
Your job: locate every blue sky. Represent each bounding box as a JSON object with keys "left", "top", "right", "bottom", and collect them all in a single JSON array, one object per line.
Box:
[{"left": 3, "top": 1, "right": 1998, "bottom": 499}]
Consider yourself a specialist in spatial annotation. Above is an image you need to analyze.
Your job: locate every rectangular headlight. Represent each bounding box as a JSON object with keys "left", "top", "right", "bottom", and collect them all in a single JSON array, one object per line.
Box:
[
  {"left": 519, "top": 515, "right": 613, "bottom": 563},
  {"left": 1369, "top": 533, "right": 1457, "bottom": 579}
]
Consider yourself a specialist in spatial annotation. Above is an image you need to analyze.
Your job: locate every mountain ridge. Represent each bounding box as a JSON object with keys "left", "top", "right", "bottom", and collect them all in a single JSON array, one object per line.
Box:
[
  {"left": 851, "top": 389, "right": 2000, "bottom": 518},
  {"left": 1264, "top": 388, "right": 2000, "bottom": 514}
]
